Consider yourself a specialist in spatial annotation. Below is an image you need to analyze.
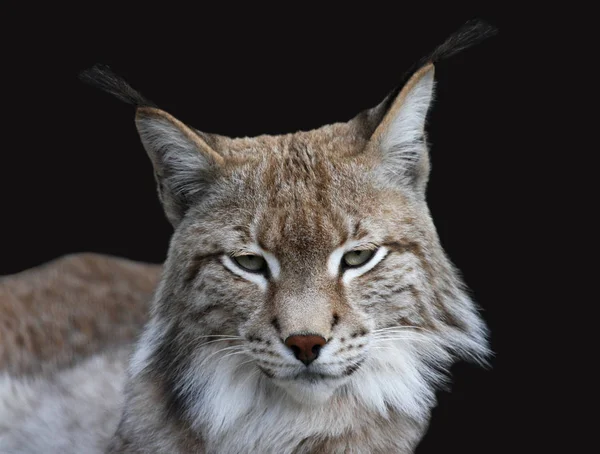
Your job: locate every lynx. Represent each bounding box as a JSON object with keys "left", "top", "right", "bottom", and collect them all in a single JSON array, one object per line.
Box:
[{"left": 0, "top": 20, "right": 495, "bottom": 453}]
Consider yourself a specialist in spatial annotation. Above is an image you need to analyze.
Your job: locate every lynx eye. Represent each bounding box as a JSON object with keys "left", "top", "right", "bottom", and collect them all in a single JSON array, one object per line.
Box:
[
  {"left": 342, "top": 250, "right": 376, "bottom": 268},
  {"left": 233, "top": 255, "right": 267, "bottom": 273}
]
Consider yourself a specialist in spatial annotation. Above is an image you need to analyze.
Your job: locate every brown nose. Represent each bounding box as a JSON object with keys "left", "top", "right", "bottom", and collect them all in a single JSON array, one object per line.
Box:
[{"left": 284, "top": 334, "right": 327, "bottom": 366}]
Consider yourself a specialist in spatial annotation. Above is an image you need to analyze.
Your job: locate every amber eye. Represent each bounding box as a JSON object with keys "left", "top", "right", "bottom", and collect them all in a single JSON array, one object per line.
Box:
[
  {"left": 233, "top": 255, "right": 267, "bottom": 273},
  {"left": 342, "top": 250, "right": 376, "bottom": 268}
]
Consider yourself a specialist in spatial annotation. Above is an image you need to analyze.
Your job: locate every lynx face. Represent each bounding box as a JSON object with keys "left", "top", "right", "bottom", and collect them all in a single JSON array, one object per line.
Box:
[
  {"left": 163, "top": 140, "right": 454, "bottom": 406},
  {"left": 121, "top": 64, "right": 489, "bottom": 428}
]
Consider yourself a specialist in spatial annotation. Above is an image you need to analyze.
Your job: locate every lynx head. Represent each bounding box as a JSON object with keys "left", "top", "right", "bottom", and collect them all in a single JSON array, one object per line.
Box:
[{"left": 82, "top": 20, "right": 494, "bottom": 436}]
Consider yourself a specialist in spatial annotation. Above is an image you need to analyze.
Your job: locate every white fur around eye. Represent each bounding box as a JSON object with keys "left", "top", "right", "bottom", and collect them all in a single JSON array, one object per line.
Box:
[
  {"left": 260, "top": 249, "right": 280, "bottom": 280},
  {"left": 221, "top": 255, "right": 268, "bottom": 291},
  {"left": 327, "top": 246, "right": 347, "bottom": 277},
  {"left": 327, "top": 243, "right": 389, "bottom": 283}
]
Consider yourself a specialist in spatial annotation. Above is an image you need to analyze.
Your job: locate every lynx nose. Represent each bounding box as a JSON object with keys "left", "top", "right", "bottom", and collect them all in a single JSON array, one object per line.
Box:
[{"left": 284, "top": 334, "right": 327, "bottom": 366}]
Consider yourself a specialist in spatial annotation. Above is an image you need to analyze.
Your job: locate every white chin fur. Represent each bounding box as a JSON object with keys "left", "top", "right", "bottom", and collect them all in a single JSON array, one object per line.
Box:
[{"left": 272, "top": 377, "right": 341, "bottom": 405}]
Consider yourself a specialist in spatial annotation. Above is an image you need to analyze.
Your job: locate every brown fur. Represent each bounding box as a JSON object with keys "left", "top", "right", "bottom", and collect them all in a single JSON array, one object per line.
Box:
[{"left": 0, "top": 253, "right": 160, "bottom": 376}]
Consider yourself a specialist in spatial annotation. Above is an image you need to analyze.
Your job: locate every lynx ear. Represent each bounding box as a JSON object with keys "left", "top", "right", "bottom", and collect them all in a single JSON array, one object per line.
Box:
[
  {"left": 79, "top": 65, "right": 225, "bottom": 226},
  {"left": 135, "top": 108, "right": 225, "bottom": 226},
  {"left": 369, "top": 64, "right": 435, "bottom": 195},
  {"left": 359, "top": 19, "right": 497, "bottom": 196}
]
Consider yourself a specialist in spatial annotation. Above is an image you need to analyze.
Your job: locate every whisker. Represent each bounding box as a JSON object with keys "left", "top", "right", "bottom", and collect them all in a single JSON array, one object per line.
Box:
[
  {"left": 235, "top": 359, "right": 257, "bottom": 371},
  {"left": 321, "top": 353, "right": 367, "bottom": 368},
  {"left": 371, "top": 332, "right": 429, "bottom": 339},
  {"left": 370, "top": 336, "right": 432, "bottom": 344},
  {"left": 200, "top": 338, "right": 243, "bottom": 347},
  {"left": 368, "top": 343, "right": 419, "bottom": 350},
  {"left": 371, "top": 331, "right": 430, "bottom": 338},
  {"left": 372, "top": 325, "right": 428, "bottom": 333},
  {"left": 198, "top": 345, "right": 245, "bottom": 367},
  {"left": 371, "top": 332, "right": 421, "bottom": 337},
  {"left": 372, "top": 326, "right": 432, "bottom": 334},
  {"left": 374, "top": 325, "right": 426, "bottom": 329},
  {"left": 238, "top": 370, "right": 260, "bottom": 389},
  {"left": 219, "top": 351, "right": 250, "bottom": 362},
  {"left": 371, "top": 331, "right": 431, "bottom": 339}
]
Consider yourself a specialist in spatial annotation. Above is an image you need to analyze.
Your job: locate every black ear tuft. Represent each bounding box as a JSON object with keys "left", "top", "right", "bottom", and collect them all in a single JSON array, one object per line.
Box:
[
  {"left": 426, "top": 18, "right": 498, "bottom": 65},
  {"left": 377, "top": 19, "right": 497, "bottom": 118},
  {"left": 357, "top": 19, "right": 497, "bottom": 195},
  {"left": 79, "top": 64, "right": 157, "bottom": 108}
]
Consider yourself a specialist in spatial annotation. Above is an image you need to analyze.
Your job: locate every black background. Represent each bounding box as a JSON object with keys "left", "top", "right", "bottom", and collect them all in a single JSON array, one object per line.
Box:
[{"left": 2, "top": 7, "right": 529, "bottom": 453}]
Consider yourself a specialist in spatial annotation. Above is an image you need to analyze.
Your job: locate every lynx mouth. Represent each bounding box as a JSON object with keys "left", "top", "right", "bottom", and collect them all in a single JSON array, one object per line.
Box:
[
  {"left": 293, "top": 370, "right": 336, "bottom": 383},
  {"left": 259, "top": 358, "right": 365, "bottom": 383}
]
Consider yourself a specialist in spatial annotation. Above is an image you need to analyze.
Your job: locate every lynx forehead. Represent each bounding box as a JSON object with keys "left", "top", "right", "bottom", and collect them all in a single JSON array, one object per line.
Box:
[{"left": 0, "top": 19, "right": 496, "bottom": 454}]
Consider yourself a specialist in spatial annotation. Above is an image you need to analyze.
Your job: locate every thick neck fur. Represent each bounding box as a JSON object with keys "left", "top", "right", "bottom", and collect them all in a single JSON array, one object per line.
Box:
[{"left": 114, "top": 317, "right": 430, "bottom": 454}]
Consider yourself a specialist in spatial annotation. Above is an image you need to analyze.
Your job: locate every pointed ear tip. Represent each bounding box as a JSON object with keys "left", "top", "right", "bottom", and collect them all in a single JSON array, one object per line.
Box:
[
  {"left": 135, "top": 106, "right": 161, "bottom": 118},
  {"left": 402, "top": 64, "right": 435, "bottom": 93},
  {"left": 403, "top": 64, "right": 435, "bottom": 90},
  {"left": 135, "top": 107, "right": 176, "bottom": 128},
  {"left": 419, "top": 63, "right": 436, "bottom": 79}
]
